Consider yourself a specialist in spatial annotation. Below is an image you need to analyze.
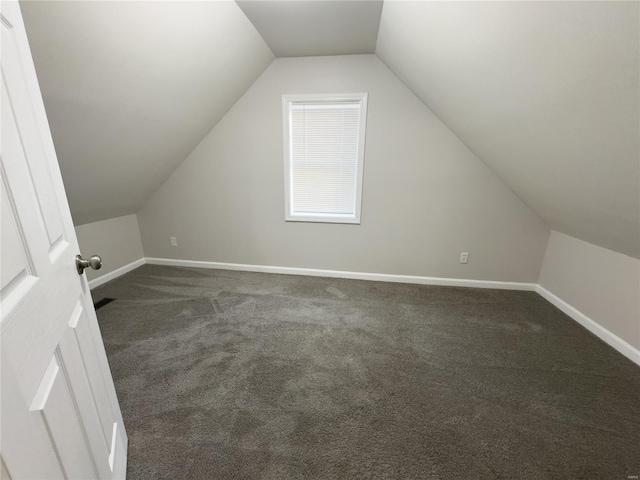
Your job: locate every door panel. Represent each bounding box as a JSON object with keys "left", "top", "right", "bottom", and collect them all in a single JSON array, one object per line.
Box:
[
  {"left": 59, "top": 300, "right": 116, "bottom": 479},
  {"left": 0, "top": 10, "right": 65, "bottom": 249},
  {"left": 31, "top": 353, "right": 98, "bottom": 479},
  {"left": 0, "top": 350, "right": 65, "bottom": 479},
  {"left": 0, "top": 179, "right": 31, "bottom": 291},
  {"left": 0, "top": 1, "right": 127, "bottom": 478},
  {"left": 69, "top": 302, "right": 121, "bottom": 447}
]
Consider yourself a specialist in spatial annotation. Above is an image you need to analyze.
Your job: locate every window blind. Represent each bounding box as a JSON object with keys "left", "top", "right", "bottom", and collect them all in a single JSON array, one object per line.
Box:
[{"left": 289, "top": 101, "right": 361, "bottom": 217}]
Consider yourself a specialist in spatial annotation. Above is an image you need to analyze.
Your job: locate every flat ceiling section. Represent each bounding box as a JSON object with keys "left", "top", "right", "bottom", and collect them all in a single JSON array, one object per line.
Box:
[
  {"left": 237, "top": 0, "right": 383, "bottom": 57},
  {"left": 20, "top": 1, "right": 274, "bottom": 225}
]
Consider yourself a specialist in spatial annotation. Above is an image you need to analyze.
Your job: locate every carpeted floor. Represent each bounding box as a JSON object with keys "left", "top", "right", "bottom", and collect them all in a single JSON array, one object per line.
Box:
[{"left": 93, "top": 264, "right": 640, "bottom": 479}]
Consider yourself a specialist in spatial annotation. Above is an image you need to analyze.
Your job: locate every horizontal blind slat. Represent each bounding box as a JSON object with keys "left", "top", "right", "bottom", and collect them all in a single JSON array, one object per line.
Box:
[{"left": 289, "top": 101, "right": 361, "bottom": 217}]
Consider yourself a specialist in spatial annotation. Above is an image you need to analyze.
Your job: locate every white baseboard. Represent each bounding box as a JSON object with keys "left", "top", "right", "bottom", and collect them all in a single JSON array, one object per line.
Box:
[
  {"left": 88, "top": 258, "right": 146, "bottom": 289},
  {"left": 144, "top": 257, "right": 537, "bottom": 291},
  {"left": 90, "top": 256, "right": 639, "bottom": 367},
  {"left": 536, "top": 285, "right": 640, "bottom": 367}
]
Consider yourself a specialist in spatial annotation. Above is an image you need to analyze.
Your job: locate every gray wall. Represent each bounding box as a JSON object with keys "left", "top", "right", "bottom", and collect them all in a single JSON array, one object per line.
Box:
[
  {"left": 75, "top": 214, "right": 144, "bottom": 282},
  {"left": 23, "top": 1, "right": 274, "bottom": 225},
  {"left": 539, "top": 231, "right": 640, "bottom": 349},
  {"left": 138, "top": 55, "right": 550, "bottom": 282},
  {"left": 377, "top": 2, "right": 639, "bottom": 258}
]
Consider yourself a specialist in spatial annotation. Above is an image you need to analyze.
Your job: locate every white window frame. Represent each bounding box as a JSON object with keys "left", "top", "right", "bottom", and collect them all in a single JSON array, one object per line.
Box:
[{"left": 282, "top": 93, "right": 368, "bottom": 224}]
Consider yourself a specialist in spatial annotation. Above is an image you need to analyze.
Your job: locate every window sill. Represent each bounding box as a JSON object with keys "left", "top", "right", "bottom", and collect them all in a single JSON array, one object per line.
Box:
[{"left": 285, "top": 215, "right": 361, "bottom": 225}]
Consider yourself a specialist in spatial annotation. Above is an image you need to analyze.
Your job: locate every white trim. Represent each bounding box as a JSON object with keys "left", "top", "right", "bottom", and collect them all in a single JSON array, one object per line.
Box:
[
  {"left": 29, "top": 356, "right": 60, "bottom": 412},
  {"left": 144, "top": 257, "right": 536, "bottom": 291},
  {"left": 108, "top": 422, "right": 118, "bottom": 472},
  {"left": 88, "top": 258, "right": 146, "bottom": 289},
  {"left": 536, "top": 285, "right": 640, "bottom": 367},
  {"left": 91, "top": 256, "right": 639, "bottom": 367}
]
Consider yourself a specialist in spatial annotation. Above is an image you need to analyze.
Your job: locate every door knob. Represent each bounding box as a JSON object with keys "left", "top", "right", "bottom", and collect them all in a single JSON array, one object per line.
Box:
[{"left": 76, "top": 254, "right": 102, "bottom": 274}]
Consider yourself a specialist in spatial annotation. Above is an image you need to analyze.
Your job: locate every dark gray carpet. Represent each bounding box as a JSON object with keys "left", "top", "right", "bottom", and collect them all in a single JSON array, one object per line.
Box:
[{"left": 93, "top": 265, "right": 640, "bottom": 479}]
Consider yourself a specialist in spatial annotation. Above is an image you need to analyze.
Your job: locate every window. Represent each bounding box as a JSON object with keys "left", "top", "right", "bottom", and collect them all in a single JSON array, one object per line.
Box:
[{"left": 282, "top": 93, "right": 368, "bottom": 224}]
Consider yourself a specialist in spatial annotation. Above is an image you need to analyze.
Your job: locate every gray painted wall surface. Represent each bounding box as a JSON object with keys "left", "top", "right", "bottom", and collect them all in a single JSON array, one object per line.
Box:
[
  {"left": 138, "top": 55, "right": 550, "bottom": 282},
  {"left": 75, "top": 214, "right": 144, "bottom": 282},
  {"left": 539, "top": 231, "right": 640, "bottom": 349},
  {"left": 377, "top": 1, "right": 639, "bottom": 258},
  {"left": 22, "top": 1, "right": 274, "bottom": 225}
]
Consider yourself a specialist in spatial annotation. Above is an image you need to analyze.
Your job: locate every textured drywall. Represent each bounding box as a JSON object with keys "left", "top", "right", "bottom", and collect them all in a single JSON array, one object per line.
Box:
[
  {"left": 539, "top": 231, "right": 640, "bottom": 350},
  {"left": 377, "top": 1, "right": 640, "bottom": 258},
  {"left": 21, "top": 0, "right": 274, "bottom": 225},
  {"left": 75, "top": 214, "right": 144, "bottom": 282},
  {"left": 138, "top": 55, "right": 549, "bottom": 282}
]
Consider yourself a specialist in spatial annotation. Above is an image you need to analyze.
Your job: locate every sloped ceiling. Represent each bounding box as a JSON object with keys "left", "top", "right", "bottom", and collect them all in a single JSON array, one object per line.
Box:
[
  {"left": 376, "top": 1, "right": 639, "bottom": 258},
  {"left": 21, "top": 0, "right": 274, "bottom": 225}
]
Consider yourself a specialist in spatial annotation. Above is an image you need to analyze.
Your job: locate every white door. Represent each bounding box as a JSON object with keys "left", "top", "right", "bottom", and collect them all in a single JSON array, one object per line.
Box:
[{"left": 0, "top": 1, "right": 128, "bottom": 478}]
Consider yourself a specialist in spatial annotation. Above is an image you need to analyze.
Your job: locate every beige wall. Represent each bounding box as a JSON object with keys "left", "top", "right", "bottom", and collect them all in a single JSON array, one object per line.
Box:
[
  {"left": 75, "top": 214, "right": 144, "bottom": 282},
  {"left": 538, "top": 231, "right": 640, "bottom": 349},
  {"left": 138, "top": 55, "right": 550, "bottom": 282}
]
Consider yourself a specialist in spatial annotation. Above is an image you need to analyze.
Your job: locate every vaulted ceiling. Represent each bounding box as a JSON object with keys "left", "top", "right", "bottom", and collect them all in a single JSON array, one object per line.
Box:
[
  {"left": 21, "top": 1, "right": 639, "bottom": 258},
  {"left": 376, "top": 1, "right": 639, "bottom": 259},
  {"left": 20, "top": 1, "right": 274, "bottom": 225}
]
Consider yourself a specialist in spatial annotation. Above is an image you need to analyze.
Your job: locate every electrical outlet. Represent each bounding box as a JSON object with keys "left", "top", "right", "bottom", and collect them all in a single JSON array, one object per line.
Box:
[
  {"left": 170, "top": 236, "right": 178, "bottom": 247},
  {"left": 460, "top": 252, "right": 469, "bottom": 264}
]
